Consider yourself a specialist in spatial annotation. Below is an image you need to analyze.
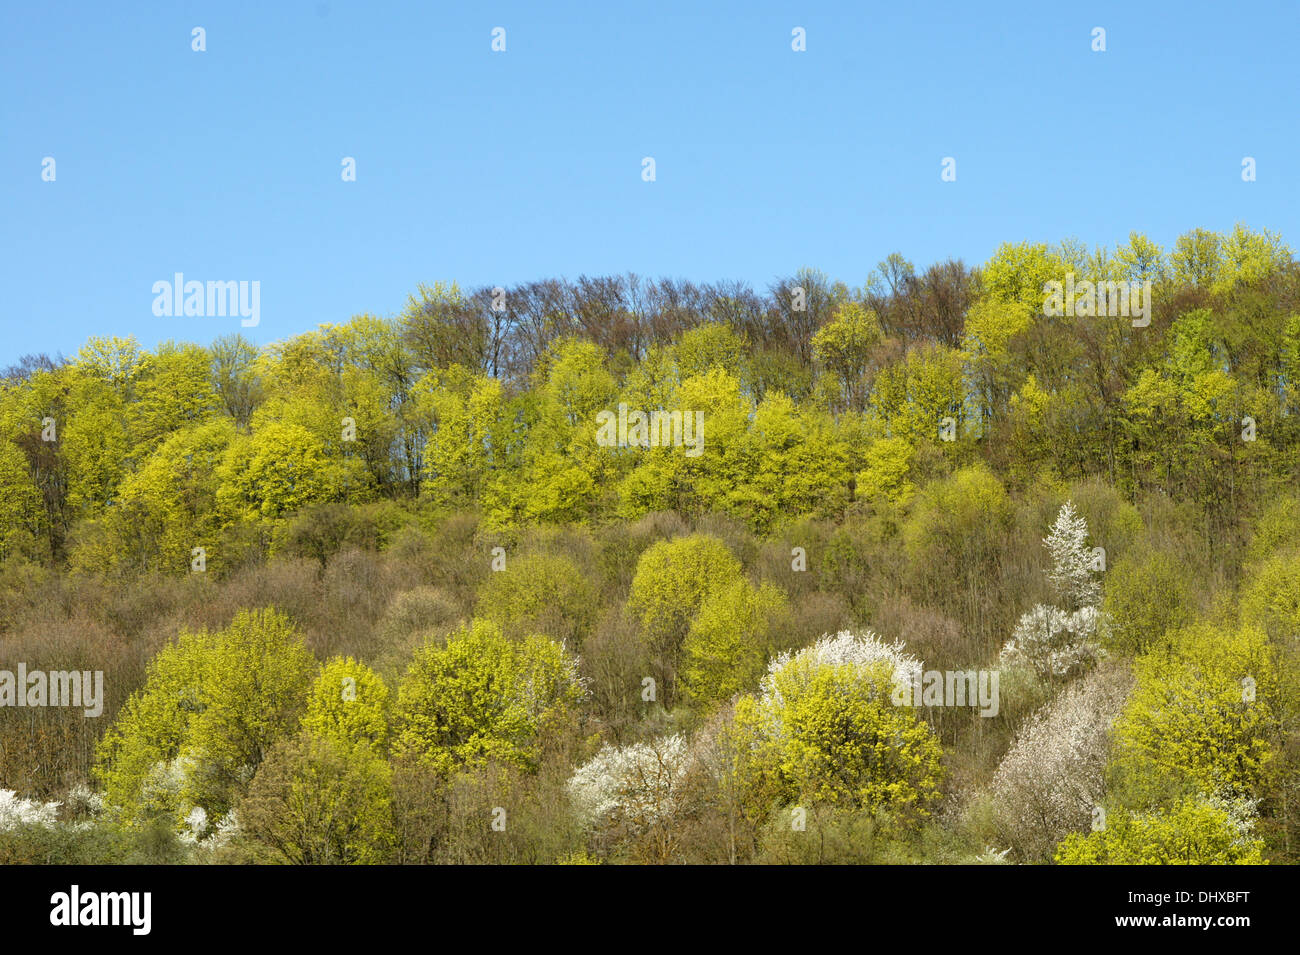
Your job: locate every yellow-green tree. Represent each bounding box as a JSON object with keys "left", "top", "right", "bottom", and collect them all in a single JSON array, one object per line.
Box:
[
  {"left": 1056, "top": 797, "right": 1266, "bottom": 865},
  {"left": 475, "top": 550, "right": 598, "bottom": 648},
  {"left": 301, "top": 657, "right": 390, "bottom": 750},
  {"left": 240, "top": 731, "right": 395, "bottom": 864},
  {"left": 626, "top": 533, "right": 743, "bottom": 671},
  {"left": 95, "top": 608, "right": 316, "bottom": 825},
  {"left": 680, "top": 579, "right": 786, "bottom": 710},
  {"left": 390, "top": 619, "right": 584, "bottom": 775},
  {"left": 812, "top": 302, "right": 883, "bottom": 412},
  {"left": 1112, "top": 623, "right": 1279, "bottom": 800},
  {"left": 730, "top": 645, "right": 942, "bottom": 825}
]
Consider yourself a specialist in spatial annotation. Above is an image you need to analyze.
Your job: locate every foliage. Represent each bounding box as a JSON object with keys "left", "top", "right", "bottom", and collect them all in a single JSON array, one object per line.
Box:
[
  {"left": 390, "top": 619, "right": 585, "bottom": 775},
  {"left": 1055, "top": 796, "right": 1267, "bottom": 865}
]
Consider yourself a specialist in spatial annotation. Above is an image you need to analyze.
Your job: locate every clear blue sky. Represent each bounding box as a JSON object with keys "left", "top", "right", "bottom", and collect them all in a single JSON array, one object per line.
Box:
[{"left": 2, "top": 0, "right": 1296, "bottom": 364}]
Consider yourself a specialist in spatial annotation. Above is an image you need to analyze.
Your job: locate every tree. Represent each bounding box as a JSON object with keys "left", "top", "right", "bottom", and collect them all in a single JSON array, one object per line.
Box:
[
  {"left": 1171, "top": 228, "right": 1223, "bottom": 289},
  {"left": 870, "top": 344, "right": 966, "bottom": 444},
  {"left": 991, "top": 665, "right": 1133, "bottom": 860},
  {"left": 475, "top": 551, "right": 598, "bottom": 649},
  {"left": 680, "top": 579, "right": 786, "bottom": 710},
  {"left": 301, "top": 657, "right": 390, "bottom": 750},
  {"left": 855, "top": 435, "right": 915, "bottom": 505},
  {"left": 91, "top": 419, "right": 234, "bottom": 574},
  {"left": 674, "top": 323, "right": 748, "bottom": 381},
  {"left": 811, "top": 302, "right": 883, "bottom": 412},
  {"left": 1101, "top": 548, "right": 1195, "bottom": 654},
  {"left": 390, "top": 620, "right": 584, "bottom": 775},
  {"left": 1112, "top": 623, "right": 1280, "bottom": 800},
  {"left": 626, "top": 534, "right": 743, "bottom": 677},
  {"left": 400, "top": 281, "right": 488, "bottom": 373},
  {"left": 95, "top": 609, "right": 316, "bottom": 826},
  {"left": 1215, "top": 223, "right": 1292, "bottom": 294},
  {"left": 209, "top": 334, "right": 263, "bottom": 428},
  {"left": 1115, "top": 231, "right": 1168, "bottom": 284},
  {"left": 0, "top": 440, "right": 40, "bottom": 560},
  {"left": 240, "top": 732, "right": 395, "bottom": 864},
  {"left": 1056, "top": 796, "right": 1266, "bottom": 865},
  {"left": 1240, "top": 550, "right": 1300, "bottom": 644},
  {"left": 729, "top": 631, "right": 940, "bottom": 823},
  {"left": 1000, "top": 604, "right": 1100, "bottom": 681},
  {"left": 416, "top": 365, "right": 506, "bottom": 506},
  {"left": 980, "top": 241, "right": 1070, "bottom": 308},
  {"left": 216, "top": 421, "right": 338, "bottom": 524},
  {"left": 1044, "top": 501, "right": 1101, "bottom": 609},
  {"left": 567, "top": 734, "right": 693, "bottom": 862},
  {"left": 719, "top": 394, "right": 851, "bottom": 531},
  {"left": 1000, "top": 502, "right": 1104, "bottom": 680},
  {"left": 130, "top": 342, "right": 220, "bottom": 448},
  {"left": 961, "top": 298, "right": 1033, "bottom": 423}
]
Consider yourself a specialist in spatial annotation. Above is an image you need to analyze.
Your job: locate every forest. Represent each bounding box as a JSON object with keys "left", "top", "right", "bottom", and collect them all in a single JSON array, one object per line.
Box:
[{"left": 0, "top": 223, "right": 1297, "bottom": 864}]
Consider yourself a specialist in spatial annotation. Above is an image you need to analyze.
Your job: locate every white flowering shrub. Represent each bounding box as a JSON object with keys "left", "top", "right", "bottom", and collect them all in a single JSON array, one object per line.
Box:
[
  {"left": 972, "top": 845, "right": 1012, "bottom": 864},
  {"left": 1199, "top": 791, "right": 1263, "bottom": 847},
  {"left": 180, "top": 806, "right": 209, "bottom": 844},
  {"left": 990, "top": 665, "right": 1132, "bottom": 860},
  {"left": 568, "top": 734, "right": 693, "bottom": 833},
  {"left": 177, "top": 805, "right": 239, "bottom": 849},
  {"left": 1000, "top": 604, "right": 1101, "bottom": 679},
  {"left": 762, "top": 630, "right": 923, "bottom": 711},
  {"left": 0, "top": 789, "right": 62, "bottom": 830},
  {"left": 138, "top": 756, "right": 193, "bottom": 819},
  {"left": 65, "top": 783, "right": 106, "bottom": 819}
]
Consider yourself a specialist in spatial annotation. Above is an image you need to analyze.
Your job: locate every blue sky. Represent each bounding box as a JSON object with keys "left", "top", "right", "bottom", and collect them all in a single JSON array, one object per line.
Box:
[{"left": 2, "top": 0, "right": 1297, "bottom": 364}]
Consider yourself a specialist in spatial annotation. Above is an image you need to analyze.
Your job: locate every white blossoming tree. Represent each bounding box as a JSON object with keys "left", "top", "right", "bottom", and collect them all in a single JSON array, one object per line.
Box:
[
  {"left": 762, "top": 630, "right": 924, "bottom": 714},
  {"left": 568, "top": 734, "right": 694, "bottom": 862},
  {"left": 1000, "top": 605, "right": 1100, "bottom": 679},
  {"left": 732, "top": 630, "right": 942, "bottom": 821},
  {"left": 1000, "top": 502, "right": 1103, "bottom": 680},
  {"left": 1045, "top": 500, "right": 1101, "bottom": 609},
  {"left": 990, "top": 664, "right": 1132, "bottom": 859}
]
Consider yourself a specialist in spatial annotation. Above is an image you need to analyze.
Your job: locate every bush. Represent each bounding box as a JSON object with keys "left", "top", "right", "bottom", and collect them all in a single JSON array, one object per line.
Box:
[
  {"left": 476, "top": 550, "right": 598, "bottom": 649},
  {"left": 1102, "top": 548, "right": 1196, "bottom": 655},
  {"left": 1056, "top": 796, "right": 1267, "bottom": 865},
  {"left": 990, "top": 664, "right": 1133, "bottom": 861}
]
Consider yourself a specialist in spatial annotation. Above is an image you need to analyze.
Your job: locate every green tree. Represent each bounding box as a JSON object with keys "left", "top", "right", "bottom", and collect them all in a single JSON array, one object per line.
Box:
[
  {"left": 1112, "top": 624, "right": 1279, "bottom": 800},
  {"left": 812, "top": 302, "right": 883, "bottom": 412},
  {"left": 1240, "top": 550, "right": 1300, "bottom": 643},
  {"left": 1101, "top": 548, "right": 1195, "bottom": 654},
  {"left": 730, "top": 646, "right": 942, "bottom": 824},
  {"left": 626, "top": 534, "right": 743, "bottom": 672},
  {"left": 0, "top": 440, "right": 41, "bottom": 559},
  {"left": 416, "top": 365, "right": 506, "bottom": 506},
  {"left": 1056, "top": 797, "right": 1266, "bottom": 865},
  {"left": 95, "top": 608, "right": 316, "bottom": 825},
  {"left": 239, "top": 732, "right": 395, "bottom": 864},
  {"left": 217, "top": 421, "right": 339, "bottom": 524},
  {"left": 301, "top": 657, "right": 390, "bottom": 750},
  {"left": 390, "top": 619, "right": 584, "bottom": 775},
  {"left": 981, "top": 241, "right": 1070, "bottom": 308},
  {"left": 475, "top": 551, "right": 598, "bottom": 649},
  {"left": 680, "top": 579, "right": 787, "bottom": 710}
]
